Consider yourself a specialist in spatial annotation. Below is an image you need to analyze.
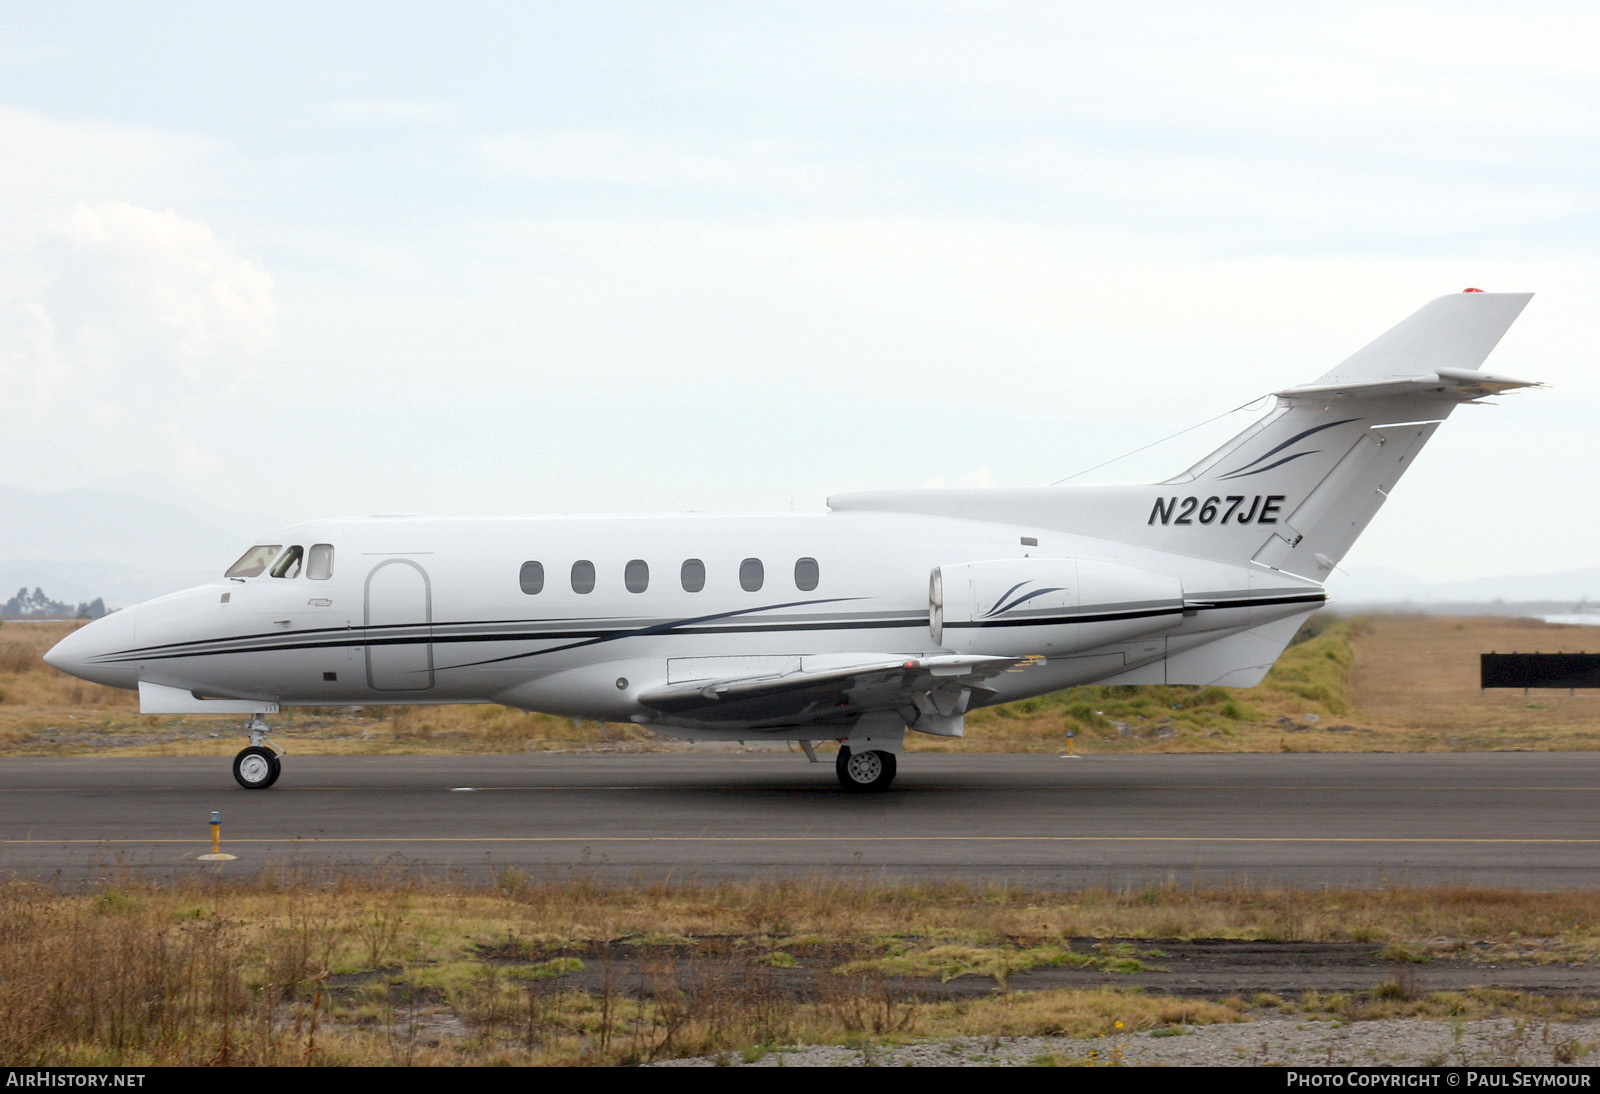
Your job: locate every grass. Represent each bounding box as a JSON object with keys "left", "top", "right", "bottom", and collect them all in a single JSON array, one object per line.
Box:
[
  {"left": 6, "top": 613, "right": 1600, "bottom": 756},
  {"left": 1348, "top": 614, "right": 1600, "bottom": 750},
  {"left": 832, "top": 943, "right": 1150, "bottom": 987},
  {"left": 7, "top": 873, "right": 1600, "bottom": 1066},
  {"left": 952, "top": 615, "right": 1362, "bottom": 752}
]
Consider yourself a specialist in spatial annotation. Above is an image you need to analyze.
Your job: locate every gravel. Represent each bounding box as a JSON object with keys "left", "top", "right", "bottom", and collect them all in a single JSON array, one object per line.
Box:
[{"left": 652, "top": 1017, "right": 1600, "bottom": 1067}]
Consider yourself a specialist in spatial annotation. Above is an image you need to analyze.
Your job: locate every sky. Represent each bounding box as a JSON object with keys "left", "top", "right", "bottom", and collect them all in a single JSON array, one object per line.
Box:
[{"left": 1, "top": 2, "right": 1596, "bottom": 582}]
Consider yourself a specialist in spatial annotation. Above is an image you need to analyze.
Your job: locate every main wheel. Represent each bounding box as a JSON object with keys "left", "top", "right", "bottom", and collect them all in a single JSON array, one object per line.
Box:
[
  {"left": 233, "top": 746, "right": 281, "bottom": 790},
  {"left": 836, "top": 747, "right": 897, "bottom": 792}
]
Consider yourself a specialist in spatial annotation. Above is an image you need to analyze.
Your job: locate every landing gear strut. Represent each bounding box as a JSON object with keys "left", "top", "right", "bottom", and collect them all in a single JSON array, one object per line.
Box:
[
  {"left": 233, "top": 716, "right": 283, "bottom": 789},
  {"left": 836, "top": 746, "right": 897, "bottom": 792}
]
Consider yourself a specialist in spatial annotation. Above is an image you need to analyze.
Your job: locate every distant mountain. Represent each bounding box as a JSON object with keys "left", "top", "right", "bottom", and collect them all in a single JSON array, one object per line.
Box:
[
  {"left": 0, "top": 477, "right": 284, "bottom": 608},
  {"left": 82, "top": 472, "right": 283, "bottom": 543}
]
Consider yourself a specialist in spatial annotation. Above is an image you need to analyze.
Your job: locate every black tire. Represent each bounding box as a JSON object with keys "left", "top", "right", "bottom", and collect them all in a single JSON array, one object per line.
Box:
[
  {"left": 835, "top": 746, "right": 897, "bottom": 792},
  {"left": 233, "top": 746, "right": 281, "bottom": 790}
]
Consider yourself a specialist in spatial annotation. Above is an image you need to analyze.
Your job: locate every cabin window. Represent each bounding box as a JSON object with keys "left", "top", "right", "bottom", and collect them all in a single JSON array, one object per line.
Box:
[
  {"left": 740, "top": 558, "right": 764, "bottom": 592},
  {"left": 625, "top": 559, "right": 649, "bottom": 593},
  {"left": 225, "top": 544, "right": 281, "bottom": 579},
  {"left": 794, "top": 557, "right": 819, "bottom": 591},
  {"left": 681, "top": 558, "right": 705, "bottom": 592},
  {"left": 519, "top": 561, "right": 545, "bottom": 595},
  {"left": 270, "top": 545, "right": 304, "bottom": 579},
  {"left": 571, "top": 560, "right": 595, "bottom": 594},
  {"left": 307, "top": 544, "right": 335, "bottom": 581}
]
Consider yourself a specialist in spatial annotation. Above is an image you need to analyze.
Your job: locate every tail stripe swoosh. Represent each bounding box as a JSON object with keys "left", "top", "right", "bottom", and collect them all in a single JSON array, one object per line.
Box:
[
  {"left": 987, "top": 587, "right": 1068, "bottom": 617},
  {"left": 1216, "top": 417, "right": 1358, "bottom": 478},
  {"left": 1216, "top": 450, "right": 1320, "bottom": 481},
  {"left": 983, "top": 581, "right": 1030, "bottom": 617}
]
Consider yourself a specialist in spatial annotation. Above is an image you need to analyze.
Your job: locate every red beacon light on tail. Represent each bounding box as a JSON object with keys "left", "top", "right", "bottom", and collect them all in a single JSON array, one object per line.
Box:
[{"left": 1463, "top": 287, "right": 1485, "bottom": 292}]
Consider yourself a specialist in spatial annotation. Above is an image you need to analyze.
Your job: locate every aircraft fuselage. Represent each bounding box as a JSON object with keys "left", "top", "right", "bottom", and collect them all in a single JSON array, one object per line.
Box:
[{"left": 47, "top": 508, "right": 1321, "bottom": 725}]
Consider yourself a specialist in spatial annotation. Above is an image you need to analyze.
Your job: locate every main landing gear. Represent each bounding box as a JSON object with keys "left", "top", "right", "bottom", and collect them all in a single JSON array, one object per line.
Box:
[
  {"left": 836, "top": 746, "right": 897, "bottom": 792},
  {"left": 233, "top": 716, "right": 284, "bottom": 790}
]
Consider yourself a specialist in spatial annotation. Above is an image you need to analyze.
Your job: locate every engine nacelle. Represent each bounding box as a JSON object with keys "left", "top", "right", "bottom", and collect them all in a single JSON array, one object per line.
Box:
[{"left": 931, "top": 557, "right": 1184, "bottom": 657}]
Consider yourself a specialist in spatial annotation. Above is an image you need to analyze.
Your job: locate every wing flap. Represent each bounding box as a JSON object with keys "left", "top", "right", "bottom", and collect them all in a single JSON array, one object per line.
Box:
[{"left": 636, "top": 653, "right": 1019, "bottom": 725}]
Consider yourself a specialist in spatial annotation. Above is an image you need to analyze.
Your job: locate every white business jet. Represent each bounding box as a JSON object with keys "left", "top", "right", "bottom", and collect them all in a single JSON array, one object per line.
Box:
[{"left": 45, "top": 292, "right": 1539, "bottom": 791}]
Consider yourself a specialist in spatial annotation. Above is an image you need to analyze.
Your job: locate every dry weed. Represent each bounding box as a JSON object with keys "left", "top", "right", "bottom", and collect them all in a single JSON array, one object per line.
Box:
[{"left": 5, "top": 873, "right": 1600, "bottom": 1065}]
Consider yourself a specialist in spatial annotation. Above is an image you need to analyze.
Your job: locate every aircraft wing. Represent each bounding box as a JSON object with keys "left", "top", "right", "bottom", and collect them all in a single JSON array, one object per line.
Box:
[{"left": 634, "top": 653, "right": 1021, "bottom": 733}]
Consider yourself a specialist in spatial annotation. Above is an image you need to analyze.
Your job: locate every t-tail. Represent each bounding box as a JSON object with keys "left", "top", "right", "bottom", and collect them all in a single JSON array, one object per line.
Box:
[
  {"left": 833, "top": 290, "right": 1540, "bottom": 582},
  {"left": 1148, "top": 290, "right": 1538, "bottom": 581}
]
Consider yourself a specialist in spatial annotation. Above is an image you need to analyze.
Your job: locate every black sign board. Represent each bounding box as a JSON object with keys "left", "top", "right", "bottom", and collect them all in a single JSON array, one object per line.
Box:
[{"left": 1481, "top": 653, "right": 1600, "bottom": 690}]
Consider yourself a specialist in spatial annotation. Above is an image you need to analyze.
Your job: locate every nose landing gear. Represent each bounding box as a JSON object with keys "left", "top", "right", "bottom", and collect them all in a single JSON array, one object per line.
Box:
[{"left": 233, "top": 717, "right": 284, "bottom": 789}]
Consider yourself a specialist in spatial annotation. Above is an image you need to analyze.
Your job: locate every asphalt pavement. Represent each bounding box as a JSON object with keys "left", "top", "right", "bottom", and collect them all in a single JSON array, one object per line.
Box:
[{"left": 1, "top": 751, "right": 1596, "bottom": 887}]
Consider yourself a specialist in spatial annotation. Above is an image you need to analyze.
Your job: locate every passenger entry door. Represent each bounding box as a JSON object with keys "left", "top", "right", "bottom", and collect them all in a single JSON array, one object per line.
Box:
[{"left": 364, "top": 559, "right": 434, "bottom": 692}]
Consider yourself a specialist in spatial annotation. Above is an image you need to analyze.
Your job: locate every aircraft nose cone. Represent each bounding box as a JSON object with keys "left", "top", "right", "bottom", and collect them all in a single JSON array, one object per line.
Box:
[
  {"left": 43, "top": 610, "right": 139, "bottom": 689},
  {"left": 43, "top": 629, "right": 85, "bottom": 675},
  {"left": 42, "top": 636, "right": 70, "bottom": 671}
]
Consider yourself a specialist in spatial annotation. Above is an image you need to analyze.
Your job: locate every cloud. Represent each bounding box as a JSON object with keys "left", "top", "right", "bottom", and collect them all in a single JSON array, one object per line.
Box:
[
  {"left": 316, "top": 100, "right": 450, "bottom": 125},
  {"left": 0, "top": 202, "right": 277, "bottom": 493},
  {"left": 0, "top": 107, "right": 215, "bottom": 213},
  {"left": 26, "top": 201, "right": 278, "bottom": 388},
  {"left": 823, "top": 3, "right": 1600, "bottom": 138},
  {"left": 478, "top": 130, "right": 877, "bottom": 198},
  {"left": 0, "top": 108, "right": 279, "bottom": 500},
  {"left": 963, "top": 143, "right": 1600, "bottom": 245},
  {"left": 0, "top": 302, "right": 62, "bottom": 417}
]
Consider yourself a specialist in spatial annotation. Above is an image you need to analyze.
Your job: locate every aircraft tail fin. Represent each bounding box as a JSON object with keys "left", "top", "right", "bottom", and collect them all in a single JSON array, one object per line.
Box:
[
  {"left": 829, "top": 292, "right": 1540, "bottom": 585},
  {"left": 1165, "top": 291, "right": 1538, "bottom": 581}
]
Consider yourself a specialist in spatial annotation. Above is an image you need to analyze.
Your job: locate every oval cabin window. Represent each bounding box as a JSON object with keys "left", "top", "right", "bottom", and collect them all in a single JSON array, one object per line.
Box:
[
  {"left": 681, "top": 558, "right": 705, "bottom": 592},
  {"left": 571, "top": 560, "right": 595, "bottom": 594},
  {"left": 740, "top": 558, "right": 764, "bottom": 592},
  {"left": 520, "top": 561, "right": 545, "bottom": 595},
  {"left": 625, "top": 559, "right": 649, "bottom": 593},
  {"left": 794, "top": 557, "right": 819, "bottom": 591}
]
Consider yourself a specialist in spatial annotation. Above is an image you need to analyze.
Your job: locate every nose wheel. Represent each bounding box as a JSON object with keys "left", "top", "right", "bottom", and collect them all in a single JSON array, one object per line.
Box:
[
  {"left": 233, "top": 717, "right": 284, "bottom": 789},
  {"left": 233, "top": 746, "right": 281, "bottom": 789},
  {"left": 836, "top": 746, "right": 896, "bottom": 792}
]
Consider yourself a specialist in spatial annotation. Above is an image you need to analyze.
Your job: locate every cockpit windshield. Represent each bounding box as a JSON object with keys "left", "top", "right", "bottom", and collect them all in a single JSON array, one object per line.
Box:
[
  {"left": 270, "top": 545, "right": 305, "bottom": 579},
  {"left": 225, "top": 545, "right": 282, "bottom": 579}
]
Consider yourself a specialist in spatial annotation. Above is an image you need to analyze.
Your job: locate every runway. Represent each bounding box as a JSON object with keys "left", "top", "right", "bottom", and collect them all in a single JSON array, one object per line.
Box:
[{"left": 2, "top": 752, "right": 1598, "bottom": 887}]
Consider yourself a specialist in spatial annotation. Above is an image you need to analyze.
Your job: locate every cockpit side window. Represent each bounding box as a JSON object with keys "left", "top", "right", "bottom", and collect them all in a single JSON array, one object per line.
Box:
[
  {"left": 306, "top": 544, "right": 335, "bottom": 581},
  {"left": 225, "top": 545, "right": 282, "bottom": 579},
  {"left": 270, "top": 545, "right": 305, "bottom": 579}
]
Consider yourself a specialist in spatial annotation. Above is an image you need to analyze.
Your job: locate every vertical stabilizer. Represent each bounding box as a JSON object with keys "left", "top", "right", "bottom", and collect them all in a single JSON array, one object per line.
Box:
[
  {"left": 1166, "top": 291, "right": 1538, "bottom": 580},
  {"left": 828, "top": 292, "right": 1540, "bottom": 582}
]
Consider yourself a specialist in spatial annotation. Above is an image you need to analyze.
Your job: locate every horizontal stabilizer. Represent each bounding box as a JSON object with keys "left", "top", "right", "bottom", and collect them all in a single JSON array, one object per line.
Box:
[
  {"left": 1276, "top": 366, "right": 1542, "bottom": 402},
  {"left": 1307, "top": 291, "right": 1532, "bottom": 387}
]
